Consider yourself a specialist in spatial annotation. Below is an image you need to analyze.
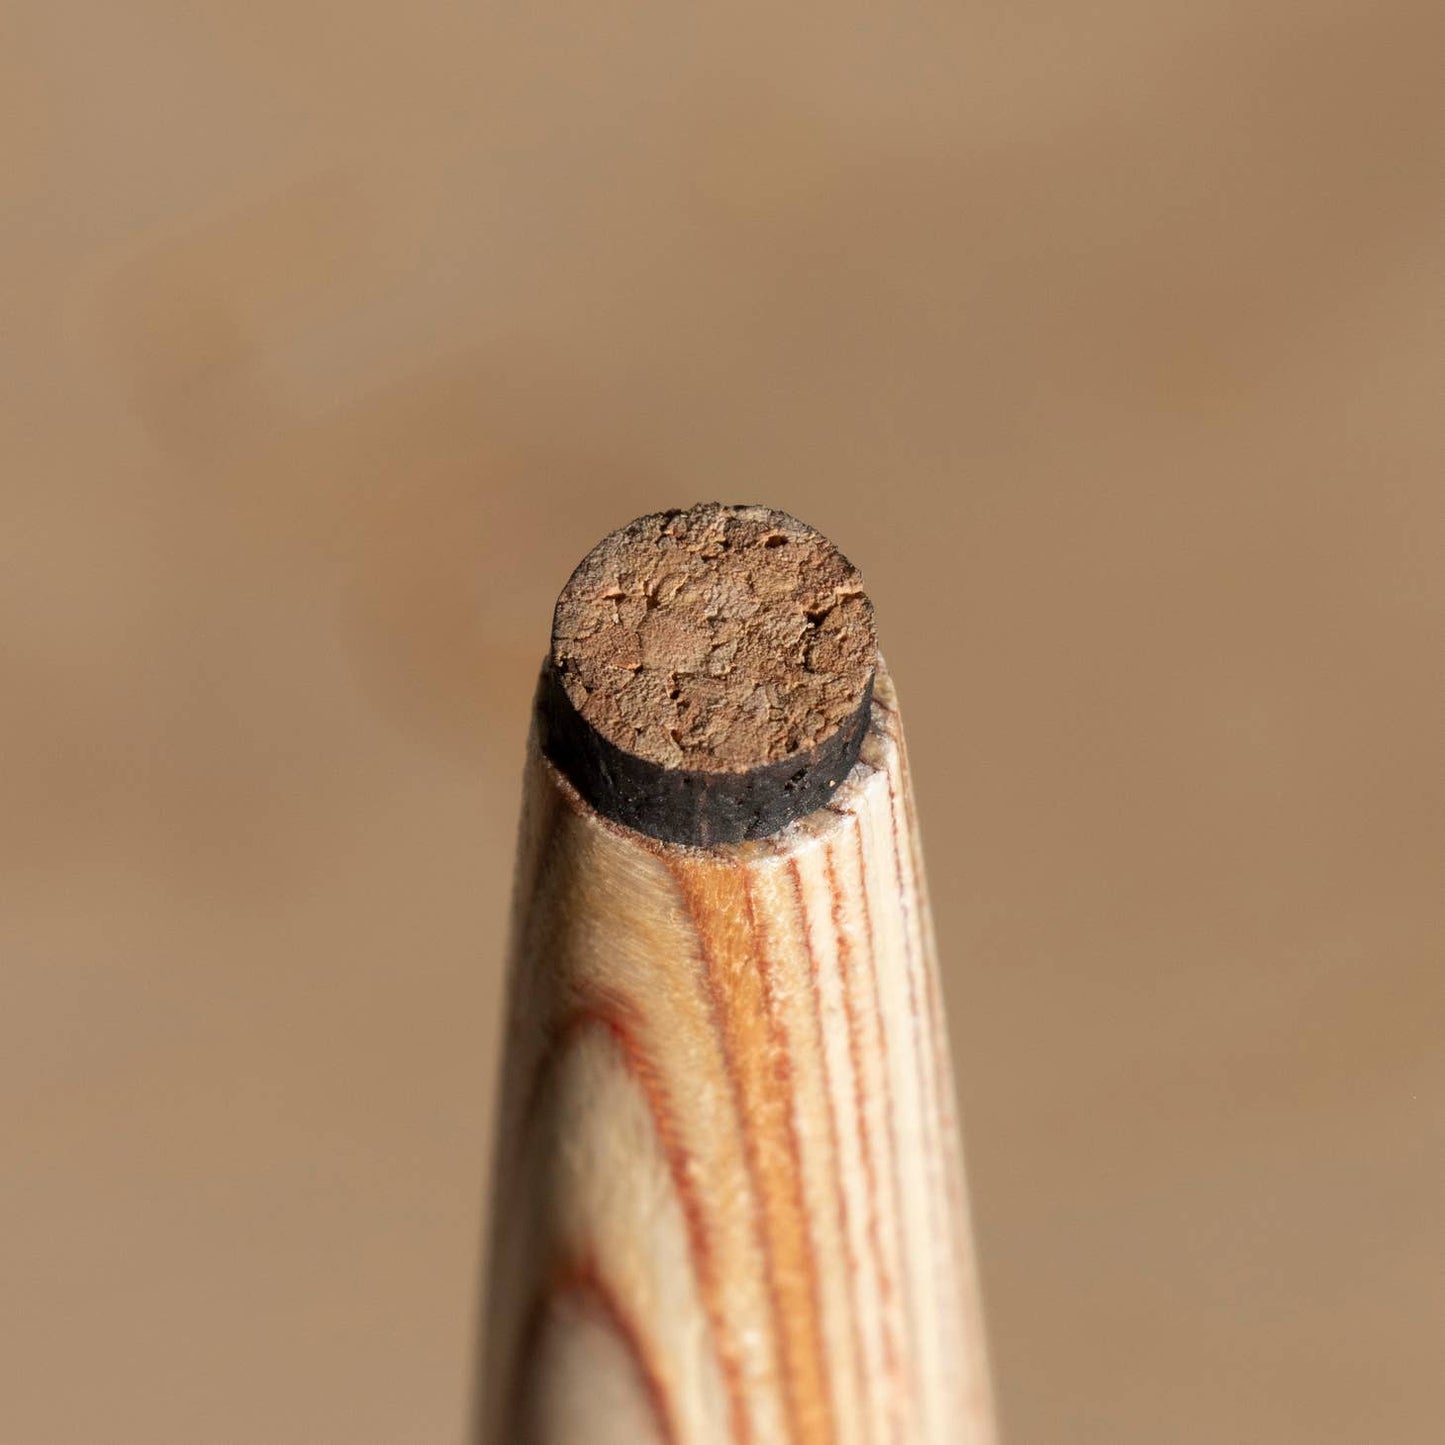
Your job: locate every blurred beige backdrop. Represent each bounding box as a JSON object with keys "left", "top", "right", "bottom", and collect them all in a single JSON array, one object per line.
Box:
[{"left": 4, "top": 2, "right": 1443, "bottom": 1441}]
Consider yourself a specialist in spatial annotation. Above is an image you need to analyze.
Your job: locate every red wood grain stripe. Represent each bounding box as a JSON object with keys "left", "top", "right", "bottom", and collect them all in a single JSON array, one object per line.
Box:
[
  {"left": 851, "top": 818, "right": 921, "bottom": 1427},
  {"left": 531, "top": 995, "right": 751, "bottom": 1443},
  {"left": 787, "top": 855, "right": 869, "bottom": 1432},
  {"left": 884, "top": 770, "right": 951, "bottom": 1266},
  {"left": 670, "top": 858, "right": 835, "bottom": 1445},
  {"left": 740, "top": 871, "right": 836, "bottom": 1444},
  {"left": 514, "top": 1256, "right": 681, "bottom": 1445},
  {"left": 666, "top": 861, "right": 782, "bottom": 1445},
  {"left": 825, "top": 843, "right": 904, "bottom": 1421},
  {"left": 892, "top": 726, "right": 972, "bottom": 1249}
]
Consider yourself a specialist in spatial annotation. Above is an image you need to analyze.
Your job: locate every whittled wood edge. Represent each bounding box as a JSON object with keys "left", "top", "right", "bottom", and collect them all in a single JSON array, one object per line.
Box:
[{"left": 480, "top": 662, "right": 996, "bottom": 1444}]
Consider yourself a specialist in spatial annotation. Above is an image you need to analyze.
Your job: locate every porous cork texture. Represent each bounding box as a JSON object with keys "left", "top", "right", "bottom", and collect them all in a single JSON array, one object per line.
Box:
[{"left": 550, "top": 504, "right": 877, "bottom": 774}]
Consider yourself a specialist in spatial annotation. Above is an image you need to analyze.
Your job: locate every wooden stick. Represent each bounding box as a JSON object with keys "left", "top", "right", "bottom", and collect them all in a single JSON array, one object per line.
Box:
[{"left": 480, "top": 506, "right": 996, "bottom": 1444}]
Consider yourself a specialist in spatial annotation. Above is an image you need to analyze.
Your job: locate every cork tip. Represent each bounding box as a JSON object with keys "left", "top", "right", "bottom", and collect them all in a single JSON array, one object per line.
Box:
[{"left": 537, "top": 503, "right": 877, "bottom": 846}]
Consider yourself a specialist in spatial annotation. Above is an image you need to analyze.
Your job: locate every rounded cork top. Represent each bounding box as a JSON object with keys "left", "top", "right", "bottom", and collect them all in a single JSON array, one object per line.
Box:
[{"left": 538, "top": 503, "right": 878, "bottom": 846}]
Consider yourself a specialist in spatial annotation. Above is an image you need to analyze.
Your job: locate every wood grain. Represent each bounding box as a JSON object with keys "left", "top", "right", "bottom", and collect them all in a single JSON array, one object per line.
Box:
[{"left": 481, "top": 662, "right": 996, "bottom": 1444}]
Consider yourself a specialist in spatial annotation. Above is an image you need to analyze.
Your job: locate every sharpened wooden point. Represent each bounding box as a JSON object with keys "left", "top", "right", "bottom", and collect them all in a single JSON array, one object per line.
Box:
[
  {"left": 539, "top": 503, "right": 878, "bottom": 846},
  {"left": 480, "top": 506, "right": 997, "bottom": 1445}
]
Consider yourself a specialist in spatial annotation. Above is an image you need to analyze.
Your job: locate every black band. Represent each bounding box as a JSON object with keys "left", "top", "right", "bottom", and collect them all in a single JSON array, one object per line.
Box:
[{"left": 535, "top": 660, "right": 875, "bottom": 847}]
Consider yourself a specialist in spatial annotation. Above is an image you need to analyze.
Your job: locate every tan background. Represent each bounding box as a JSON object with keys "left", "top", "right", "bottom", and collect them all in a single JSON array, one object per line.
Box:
[{"left": 4, "top": 2, "right": 1443, "bottom": 1441}]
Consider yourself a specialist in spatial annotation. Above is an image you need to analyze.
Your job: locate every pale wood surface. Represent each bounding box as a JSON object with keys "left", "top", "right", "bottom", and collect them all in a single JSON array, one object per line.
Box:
[{"left": 482, "top": 665, "right": 995, "bottom": 1443}]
